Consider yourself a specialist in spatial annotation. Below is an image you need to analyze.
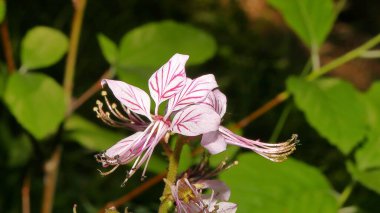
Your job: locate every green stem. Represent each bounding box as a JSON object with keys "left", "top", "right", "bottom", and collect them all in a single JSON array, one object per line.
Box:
[
  {"left": 307, "top": 33, "right": 380, "bottom": 81},
  {"left": 338, "top": 181, "right": 356, "bottom": 207},
  {"left": 158, "top": 138, "right": 185, "bottom": 213},
  {"left": 63, "top": 0, "right": 88, "bottom": 108},
  {"left": 269, "top": 103, "right": 293, "bottom": 142}
]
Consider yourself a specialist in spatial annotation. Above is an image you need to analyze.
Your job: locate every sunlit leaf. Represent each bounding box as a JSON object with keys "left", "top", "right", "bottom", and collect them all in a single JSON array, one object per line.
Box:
[
  {"left": 119, "top": 20, "right": 216, "bottom": 68},
  {"left": 97, "top": 34, "right": 118, "bottom": 65},
  {"left": 21, "top": 26, "right": 68, "bottom": 70},
  {"left": 64, "top": 115, "right": 126, "bottom": 151},
  {"left": 221, "top": 154, "right": 338, "bottom": 212},
  {"left": 0, "top": 0, "right": 6, "bottom": 23},
  {"left": 287, "top": 77, "right": 367, "bottom": 154},
  {"left": 4, "top": 73, "right": 66, "bottom": 140},
  {"left": 0, "top": 67, "right": 7, "bottom": 98},
  {"left": 268, "top": 0, "right": 335, "bottom": 47}
]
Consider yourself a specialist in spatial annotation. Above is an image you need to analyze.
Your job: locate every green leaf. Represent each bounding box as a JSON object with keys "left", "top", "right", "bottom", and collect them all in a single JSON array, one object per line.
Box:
[
  {"left": 64, "top": 115, "right": 125, "bottom": 151},
  {"left": 221, "top": 154, "right": 338, "bottom": 213},
  {"left": 21, "top": 26, "right": 69, "bottom": 70},
  {"left": 347, "top": 162, "right": 380, "bottom": 194},
  {"left": 0, "top": 67, "right": 7, "bottom": 99},
  {"left": 119, "top": 20, "right": 216, "bottom": 68},
  {"left": 0, "top": 0, "right": 6, "bottom": 23},
  {"left": 4, "top": 73, "right": 66, "bottom": 140},
  {"left": 287, "top": 77, "right": 367, "bottom": 154},
  {"left": 97, "top": 34, "right": 118, "bottom": 65},
  {"left": 209, "top": 145, "right": 239, "bottom": 167},
  {"left": 267, "top": 0, "right": 335, "bottom": 47},
  {"left": 348, "top": 82, "right": 380, "bottom": 194}
]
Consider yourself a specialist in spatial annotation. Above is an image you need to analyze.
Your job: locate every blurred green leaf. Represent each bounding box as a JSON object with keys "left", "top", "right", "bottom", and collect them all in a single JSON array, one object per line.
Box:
[
  {"left": 21, "top": 26, "right": 68, "bottom": 70},
  {"left": 145, "top": 153, "right": 167, "bottom": 174},
  {"left": 64, "top": 115, "right": 125, "bottom": 151},
  {"left": 347, "top": 162, "right": 380, "bottom": 194},
  {"left": 4, "top": 73, "right": 66, "bottom": 140},
  {"left": 97, "top": 34, "right": 118, "bottom": 65},
  {"left": 349, "top": 82, "right": 380, "bottom": 194},
  {"left": 209, "top": 145, "right": 239, "bottom": 167},
  {"left": 178, "top": 143, "right": 192, "bottom": 173},
  {"left": 267, "top": 0, "right": 335, "bottom": 47},
  {"left": 119, "top": 20, "right": 216, "bottom": 68},
  {"left": 0, "top": 0, "right": 5, "bottom": 23},
  {"left": 0, "top": 68, "right": 7, "bottom": 99},
  {"left": 0, "top": 117, "right": 32, "bottom": 167},
  {"left": 221, "top": 154, "right": 338, "bottom": 213},
  {"left": 287, "top": 77, "right": 366, "bottom": 154}
]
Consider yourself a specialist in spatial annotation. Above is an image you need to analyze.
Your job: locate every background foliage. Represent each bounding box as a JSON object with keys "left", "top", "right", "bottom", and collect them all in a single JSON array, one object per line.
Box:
[{"left": 1, "top": 0, "right": 380, "bottom": 212}]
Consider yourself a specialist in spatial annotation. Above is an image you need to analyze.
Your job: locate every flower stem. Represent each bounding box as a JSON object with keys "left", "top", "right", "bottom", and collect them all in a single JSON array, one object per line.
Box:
[
  {"left": 158, "top": 138, "right": 185, "bottom": 213},
  {"left": 338, "top": 181, "right": 356, "bottom": 207},
  {"left": 63, "top": 0, "right": 88, "bottom": 108}
]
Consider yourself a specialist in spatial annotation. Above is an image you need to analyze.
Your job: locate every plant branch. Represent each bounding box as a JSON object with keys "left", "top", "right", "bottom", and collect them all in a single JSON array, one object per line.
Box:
[
  {"left": 22, "top": 173, "right": 31, "bottom": 213},
  {"left": 236, "top": 91, "right": 289, "bottom": 129},
  {"left": 41, "top": 146, "right": 62, "bottom": 213},
  {"left": 338, "top": 181, "right": 356, "bottom": 207},
  {"left": 63, "top": 0, "right": 88, "bottom": 107},
  {"left": 0, "top": 20, "right": 16, "bottom": 73},
  {"left": 99, "top": 172, "right": 167, "bottom": 213},
  {"left": 158, "top": 138, "right": 185, "bottom": 213},
  {"left": 236, "top": 33, "right": 380, "bottom": 128},
  {"left": 70, "top": 69, "right": 112, "bottom": 113}
]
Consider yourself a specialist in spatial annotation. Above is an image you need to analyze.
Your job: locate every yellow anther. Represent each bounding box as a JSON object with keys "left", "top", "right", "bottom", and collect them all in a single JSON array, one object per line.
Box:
[
  {"left": 112, "top": 103, "right": 117, "bottom": 109},
  {"left": 101, "top": 91, "right": 107, "bottom": 96}
]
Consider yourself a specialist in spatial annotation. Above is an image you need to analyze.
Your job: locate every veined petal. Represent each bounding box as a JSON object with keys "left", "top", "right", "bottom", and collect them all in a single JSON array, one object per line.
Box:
[
  {"left": 102, "top": 79, "right": 151, "bottom": 120},
  {"left": 96, "top": 131, "right": 148, "bottom": 167},
  {"left": 203, "top": 89, "right": 227, "bottom": 117},
  {"left": 212, "top": 202, "right": 237, "bottom": 213},
  {"left": 148, "top": 54, "right": 188, "bottom": 112},
  {"left": 219, "top": 126, "right": 298, "bottom": 162},
  {"left": 166, "top": 74, "right": 218, "bottom": 116},
  {"left": 201, "top": 131, "right": 227, "bottom": 155},
  {"left": 171, "top": 105, "right": 220, "bottom": 136}
]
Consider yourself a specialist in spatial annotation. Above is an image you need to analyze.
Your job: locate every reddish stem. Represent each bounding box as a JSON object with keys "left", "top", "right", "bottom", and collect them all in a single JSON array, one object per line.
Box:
[{"left": 0, "top": 21, "right": 16, "bottom": 73}]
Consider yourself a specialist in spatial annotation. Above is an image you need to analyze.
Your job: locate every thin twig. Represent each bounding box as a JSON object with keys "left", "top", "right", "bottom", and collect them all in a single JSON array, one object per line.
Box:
[
  {"left": 63, "top": 0, "right": 88, "bottom": 107},
  {"left": 41, "top": 146, "right": 62, "bottom": 213},
  {"left": 21, "top": 174, "right": 31, "bottom": 213},
  {"left": 236, "top": 91, "right": 289, "bottom": 129},
  {"left": 70, "top": 69, "right": 112, "bottom": 113},
  {"left": 99, "top": 172, "right": 167, "bottom": 213},
  {"left": 0, "top": 21, "right": 16, "bottom": 73}
]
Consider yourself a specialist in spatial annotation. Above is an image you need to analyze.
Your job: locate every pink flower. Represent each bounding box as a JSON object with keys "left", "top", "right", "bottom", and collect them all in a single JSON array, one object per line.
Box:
[
  {"left": 94, "top": 54, "right": 220, "bottom": 184},
  {"left": 201, "top": 89, "right": 298, "bottom": 162},
  {"left": 169, "top": 177, "right": 237, "bottom": 213}
]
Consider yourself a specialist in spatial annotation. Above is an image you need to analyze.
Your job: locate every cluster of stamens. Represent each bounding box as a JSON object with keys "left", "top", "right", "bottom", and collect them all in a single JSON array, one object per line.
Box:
[
  {"left": 252, "top": 134, "right": 299, "bottom": 162},
  {"left": 93, "top": 91, "right": 148, "bottom": 131}
]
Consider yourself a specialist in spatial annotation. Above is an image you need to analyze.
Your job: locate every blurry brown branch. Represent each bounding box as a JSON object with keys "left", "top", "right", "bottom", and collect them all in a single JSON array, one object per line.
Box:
[
  {"left": 70, "top": 69, "right": 112, "bottom": 113},
  {"left": 1, "top": 21, "right": 16, "bottom": 73},
  {"left": 236, "top": 91, "right": 289, "bottom": 129},
  {"left": 98, "top": 172, "right": 167, "bottom": 213},
  {"left": 41, "top": 146, "right": 62, "bottom": 213},
  {"left": 22, "top": 174, "right": 31, "bottom": 213}
]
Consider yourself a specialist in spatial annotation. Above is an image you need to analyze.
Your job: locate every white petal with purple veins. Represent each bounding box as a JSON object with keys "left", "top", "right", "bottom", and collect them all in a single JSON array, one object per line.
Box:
[
  {"left": 166, "top": 74, "right": 218, "bottom": 115},
  {"left": 148, "top": 53, "right": 188, "bottom": 112},
  {"left": 171, "top": 105, "right": 220, "bottom": 136},
  {"left": 102, "top": 79, "right": 151, "bottom": 120}
]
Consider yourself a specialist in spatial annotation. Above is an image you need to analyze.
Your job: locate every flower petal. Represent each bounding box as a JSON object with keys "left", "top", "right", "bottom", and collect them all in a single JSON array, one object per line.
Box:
[
  {"left": 203, "top": 89, "right": 227, "bottom": 117},
  {"left": 219, "top": 126, "right": 298, "bottom": 162},
  {"left": 148, "top": 54, "right": 188, "bottom": 111},
  {"left": 102, "top": 79, "right": 151, "bottom": 120},
  {"left": 214, "top": 202, "right": 237, "bottom": 213},
  {"left": 166, "top": 74, "right": 218, "bottom": 115},
  {"left": 198, "top": 180, "right": 231, "bottom": 201},
  {"left": 201, "top": 131, "right": 227, "bottom": 154},
  {"left": 171, "top": 104, "right": 220, "bottom": 136}
]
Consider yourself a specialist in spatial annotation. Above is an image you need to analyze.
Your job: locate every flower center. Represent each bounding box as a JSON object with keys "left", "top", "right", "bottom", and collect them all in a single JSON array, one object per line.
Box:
[{"left": 152, "top": 115, "right": 171, "bottom": 126}]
